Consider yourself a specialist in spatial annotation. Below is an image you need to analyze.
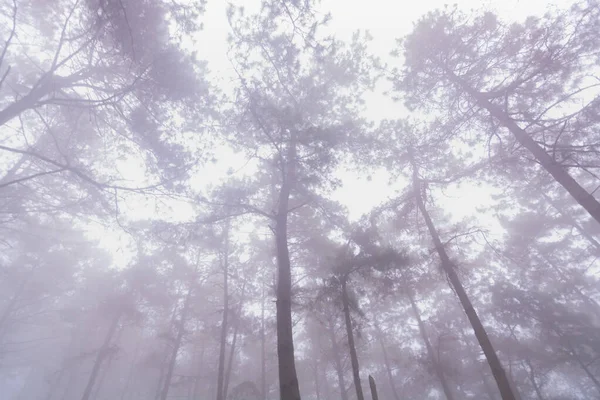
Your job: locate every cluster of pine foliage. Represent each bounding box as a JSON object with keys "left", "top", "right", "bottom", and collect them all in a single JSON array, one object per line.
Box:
[{"left": 1, "top": 0, "right": 599, "bottom": 399}]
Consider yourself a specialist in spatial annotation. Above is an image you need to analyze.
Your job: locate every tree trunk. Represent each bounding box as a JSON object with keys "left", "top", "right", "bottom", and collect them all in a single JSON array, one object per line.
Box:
[
  {"left": 193, "top": 339, "right": 206, "bottom": 400},
  {"left": 412, "top": 165, "right": 517, "bottom": 400},
  {"left": 159, "top": 286, "right": 193, "bottom": 400},
  {"left": 154, "top": 304, "right": 180, "bottom": 400},
  {"left": 374, "top": 323, "right": 401, "bottom": 400},
  {"left": 261, "top": 278, "right": 267, "bottom": 400},
  {"left": 216, "top": 224, "right": 230, "bottom": 400},
  {"left": 407, "top": 290, "right": 455, "bottom": 400},
  {"left": 524, "top": 359, "right": 544, "bottom": 400},
  {"left": 80, "top": 310, "right": 122, "bottom": 400},
  {"left": 224, "top": 307, "right": 241, "bottom": 400},
  {"left": 328, "top": 319, "right": 349, "bottom": 400},
  {"left": 274, "top": 137, "right": 301, "bottom": 400},
  {"left": 313, "top": 355, "right": 321, "bottom": 400},
  {"left": 368, "top": 375, "right": 379, "bottom": 400},
  {"left": 445, "top": 70, "right": 600, "bottom": 225},
  {"left": 92, "top": 323, "right": 125, "bottom": 400},
  {"left": 119, "top": 329, "right": 142, "bottom": 400},
  {"left": 341, "top": 279, "right": 364, "bottom": 400}
]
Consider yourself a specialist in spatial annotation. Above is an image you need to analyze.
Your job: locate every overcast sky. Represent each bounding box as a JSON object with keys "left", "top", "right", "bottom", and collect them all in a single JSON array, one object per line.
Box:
[{"left": 93, "top": 0, "right": 576, "bottom": 265}]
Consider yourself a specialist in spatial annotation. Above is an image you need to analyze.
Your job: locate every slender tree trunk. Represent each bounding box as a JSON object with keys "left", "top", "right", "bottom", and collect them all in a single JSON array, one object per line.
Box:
[
  {"left": 92, "top": 324, "right": 125, "bottom": 400},
  {"left": 261, "top": 278, "right": 267, "bottom": 400},
  {"left": 411, "top": 164, "right": 517, "bottom": 400},
  {"left": 374, "top": 323, "right": 401, "bottom": 400},
  {"left": 223, "top": 309, "right": 240, "bottom": 400},
  {"left": 80, "top": 310, "right": 122, "bottom": 400},
  {"left": 274, "top": 137, "right": 301, "bottom": 400},
  {"left": 445, "top": 70, "right": 600, "bottom": 225},
  {"left": 368, "top": 375, "right": 379, "bottom": 400},
  {"left": 216, "top": 223, "right": 230, "bottom": 400},
  {"left": 159, "top": 286, "right": 193, "bottom": 400},
  {"left": 407, "top": 290, "right": 455, "bottom": 400},
  {"left": 565, "top": 338, "right": 600, "bottom": 395},
  {"left": 154, "top": 305, "right": 180, "bottom": 400},
  {"left": 193, "top": 338, "right": 206, "bottom": 400},
  {"left": 328, "top": 319, "right": 349, "bottom": 400},
  {"left": 313, "top": 355, "right": 321, "bottom": 400},
  {"left": 119, "top": 329, "right": 142, "bottom": 400},
  {"left": 523, "top": 359, "right": 544, "bottom": 400},
  {"left": 341, "top": 279, "right": 364, "bottom": 400}
]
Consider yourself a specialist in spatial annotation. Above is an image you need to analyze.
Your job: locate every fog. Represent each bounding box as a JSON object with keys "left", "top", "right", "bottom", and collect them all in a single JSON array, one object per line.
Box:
[{"left": 1, "top": 1, "right": 599, "bottom": 400}]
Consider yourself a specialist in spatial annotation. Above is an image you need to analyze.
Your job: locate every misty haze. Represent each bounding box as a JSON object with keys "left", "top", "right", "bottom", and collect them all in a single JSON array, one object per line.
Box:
[{"left": 1, "top": 0, "right": 600, "bottom": 399}]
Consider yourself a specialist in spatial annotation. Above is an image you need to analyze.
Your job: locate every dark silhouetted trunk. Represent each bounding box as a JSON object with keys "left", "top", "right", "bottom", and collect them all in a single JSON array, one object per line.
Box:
[
  {"left": 160, "top": 286, "right": 193, "bottom": 400},
  {"left": 412, "top": 163, "right": 517, "bottom": 400},
  {"left": 216, "top": 224, "right": 230, "bottom": 400},
  {"left": 341, "top": 279, "right": 364, "bottom": 400},
  {"left": 80, "top": 310, "right": 122, "bottom": 400},
  {"left": 369, "top": 375, "right": 379, "bottom": 400},
  {"left": 374, "top": 323, "right": 401, "bottom": 400},
  {"left": 407, "top": 290, "right": 455, "bottom": 400},
  {"left": 328, "top": 319, "right": 349, "bottom": 400},
  {"left": 445, "top": 70, "right": 600, "bottom": 225},
  {"left": 275, "top": 137, "right": 301, "bottom": 400}
]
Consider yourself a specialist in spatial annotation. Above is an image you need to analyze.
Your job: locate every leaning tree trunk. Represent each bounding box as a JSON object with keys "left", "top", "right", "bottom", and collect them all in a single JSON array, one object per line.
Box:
[
  {"left": 412, "top": 164, "right": 517, "bottom": 400},
  {"left": 407, "top": 290, "right": 455, "bottom": 400},
  {"left": 341, "top": 279, "right": 365, "bottom": 400},
  {"left": 80, "top": 310, "right": 122, "bottom": 400},
  {"left": 445, "top": 69, "right": 600, "bottom": 225},
  {"left": 327, "top": 319, "right": 349, "bottom": 400},
  {"left": 274, "top": 137, "right": 301, "bottom": 400},
  {"left": 216, "top": 223, "right": 230, "bottom": 400},
  {"left": 159, "top": 285, "right": 193, "bottom": 400}
]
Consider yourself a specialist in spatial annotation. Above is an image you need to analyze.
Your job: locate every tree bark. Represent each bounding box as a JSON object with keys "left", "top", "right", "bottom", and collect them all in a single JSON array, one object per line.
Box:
[
  {"left": 216, "top": 223, "right": 230, "bottom": 400},
  {"left": 341, "top": 279, "right": 364, "bottom": 400},
  {"left": 80, "top": 310, "right": 122, "bottom": 400},
  {"left": 412, "top": 165, "right": 517, "bottom": 400},
  {"left": 445, "top": 70, "right": 600, "bottom": 225},
  {"left": 407, "top": 290, "right": 455, "bottom": 400},
  {"left": 368, "top": 375, "right": 379, "bottom": 400},
  {"left": 374, "top": 323, "right": 401, "bottom": 400},
  {"left": 328, "top": 319, "right": 349, "bottom": 400},
  {"left": 274, "top": 137, "right": 301, "bottom": 400}
]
